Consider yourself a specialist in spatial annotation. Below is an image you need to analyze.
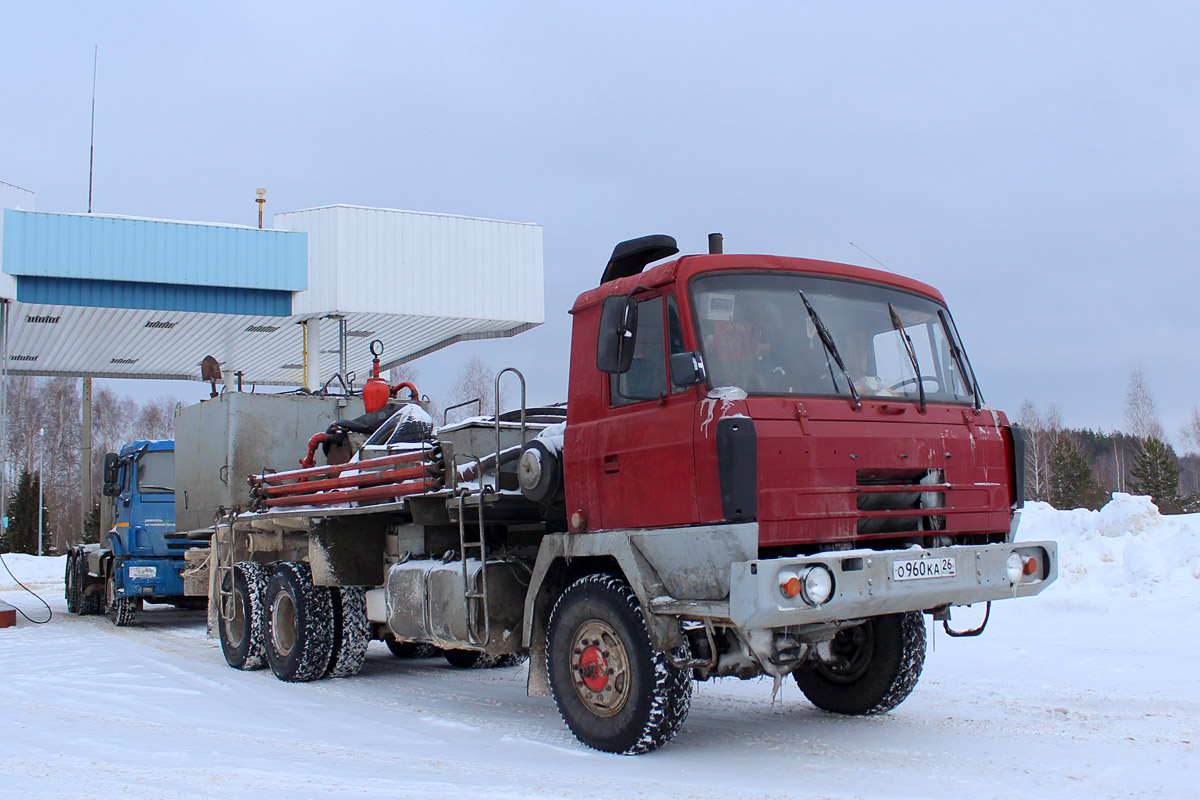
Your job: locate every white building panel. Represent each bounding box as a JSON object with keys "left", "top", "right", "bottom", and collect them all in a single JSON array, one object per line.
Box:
[{"left": 277, "top": 205, "right": 544, "bottom": 327}]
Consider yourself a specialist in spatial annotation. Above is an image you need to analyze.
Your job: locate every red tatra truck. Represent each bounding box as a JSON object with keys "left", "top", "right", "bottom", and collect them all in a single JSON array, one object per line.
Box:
[{"left": 211, "top": 234, "right": 1056, "bottom": 754}]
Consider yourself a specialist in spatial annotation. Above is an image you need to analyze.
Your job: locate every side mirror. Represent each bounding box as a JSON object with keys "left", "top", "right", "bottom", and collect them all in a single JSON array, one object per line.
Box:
[
  {"left": 670, "top": 351, "right": 707, "bottom": 388},
  {"left": 102, "top": 453, "right": 120, "bottom": 496},
  {"left": 596, "top": 295, "right": 639, "bottom": 374}
]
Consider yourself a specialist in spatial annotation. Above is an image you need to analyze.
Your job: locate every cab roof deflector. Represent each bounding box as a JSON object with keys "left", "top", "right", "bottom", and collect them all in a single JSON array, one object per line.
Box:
[{"left": 600, "top": 234, "right": 679, "bottom": 285}]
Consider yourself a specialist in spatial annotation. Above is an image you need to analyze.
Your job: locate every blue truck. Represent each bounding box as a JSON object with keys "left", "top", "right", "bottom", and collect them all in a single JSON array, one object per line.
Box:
[{"left": 65, "top": 439, "right": 205, "bottom": 625}]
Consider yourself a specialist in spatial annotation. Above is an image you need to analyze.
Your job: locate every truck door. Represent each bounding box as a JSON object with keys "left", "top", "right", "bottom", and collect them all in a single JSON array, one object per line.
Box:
[{"left": 597, "top": 294, "right": 698, "bottom": 529}]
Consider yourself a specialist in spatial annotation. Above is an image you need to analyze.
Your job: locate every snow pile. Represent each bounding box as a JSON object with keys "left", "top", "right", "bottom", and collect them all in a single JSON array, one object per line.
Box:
[
  {"left": 0, "top": 553, "right": 65, "bottom": 591},
  {"left": 1018, "top": 493, "right": 1200, "bottom": 598}
]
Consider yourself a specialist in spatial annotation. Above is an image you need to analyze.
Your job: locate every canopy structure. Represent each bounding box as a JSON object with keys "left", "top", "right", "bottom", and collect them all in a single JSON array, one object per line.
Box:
[{"left": 0, "top": 184, "right": 543, "bottom": 389}]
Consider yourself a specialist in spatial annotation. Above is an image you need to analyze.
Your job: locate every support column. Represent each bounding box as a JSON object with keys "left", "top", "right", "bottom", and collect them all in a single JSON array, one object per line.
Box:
[
  {"left": 81, "top": 376, "right": 92, "bottom": 543},
  {"left": 301, "top": 317, "right": 322, "bottom": 391}
]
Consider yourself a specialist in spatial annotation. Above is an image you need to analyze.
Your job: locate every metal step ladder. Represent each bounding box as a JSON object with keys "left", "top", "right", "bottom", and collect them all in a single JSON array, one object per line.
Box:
[{"left": 214, "top": 511, "right": 238, "bottom": 623}]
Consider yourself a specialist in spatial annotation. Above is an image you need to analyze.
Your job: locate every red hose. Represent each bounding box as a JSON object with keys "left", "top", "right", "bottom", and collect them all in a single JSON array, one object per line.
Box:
[
  {"left": 299, "top": 433, "right": 331, "bottom": 469},
  {"left": 390, "top": 381, "right": 419, "bottom": 401}
]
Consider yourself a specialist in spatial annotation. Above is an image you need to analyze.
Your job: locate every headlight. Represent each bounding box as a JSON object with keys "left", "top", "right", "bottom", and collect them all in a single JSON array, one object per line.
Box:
[
  {"left": 800, "top": 565, "right": 834, "bottom": 605},
  {"left": 1005, "top": 552, "right": 1024, "bottom": 583}
]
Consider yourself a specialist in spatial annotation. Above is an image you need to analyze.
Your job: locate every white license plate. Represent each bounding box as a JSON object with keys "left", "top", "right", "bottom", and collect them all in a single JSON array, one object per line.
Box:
[
  {"left": 892, "top": 557, "right": 955, "bottom": 581},
  {"left": 128, "top": 566, "right": 157, "bottom": 579}
]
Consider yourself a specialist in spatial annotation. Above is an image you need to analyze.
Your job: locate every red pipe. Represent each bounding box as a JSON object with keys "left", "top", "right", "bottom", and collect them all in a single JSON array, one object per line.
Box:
[
  {"left": 299, "top": 432, "right": 331, "bottom": 469},
  {"left": 261, "top": 478, "right": 438, "bottom": 508},
  {"left": 253, "top": 448, "right": 436, "bottom": 486},
  {"left": 260, "top": 463, "right": 435, "bottom": 497},
  {"left": 390, "top": 381, "right": 419, "bottom": 401}
]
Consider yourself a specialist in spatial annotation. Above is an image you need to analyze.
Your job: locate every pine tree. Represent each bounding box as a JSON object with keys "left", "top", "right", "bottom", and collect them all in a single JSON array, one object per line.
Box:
[
  {"left": 83, "top": 500, "right": 102, "bottom": 544},
  {"left": 1129, "top": 437, "right": 1183, "bottom": 514},
  {"left": 4, "top": 469, "right": 48, "bottom": 555},
  {"left": 1047, "top": 437, "right": 1105, "bottom": 511}
]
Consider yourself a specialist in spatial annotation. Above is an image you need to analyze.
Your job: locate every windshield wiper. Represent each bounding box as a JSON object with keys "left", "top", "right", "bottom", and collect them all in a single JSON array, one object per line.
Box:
[
  {"left": 139, "top": 485, "right": 174, "bottom": 493},
  {"left": 938, "top": 309, "right": 981, "bottom": 412},
  {"left": 888, "top": 303, "right": 926, "bottom": 412},
  {"left": 798, "top": 290, "right": 861, "bottom": 409}
]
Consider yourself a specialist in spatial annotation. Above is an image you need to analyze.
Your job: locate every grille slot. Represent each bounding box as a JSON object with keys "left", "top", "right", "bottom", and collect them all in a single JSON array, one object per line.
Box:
[{"left": 855, "top": 468, "right": 945, "bottom": 534}]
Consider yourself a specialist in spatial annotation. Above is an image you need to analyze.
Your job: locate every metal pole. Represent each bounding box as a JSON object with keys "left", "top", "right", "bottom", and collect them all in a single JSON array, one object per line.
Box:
[
  {"left": 0, "top": 300, "right": 8, "bottom": 545},
  {"left": 38, "top": 427, "right": 45, "bottom": 556},
  {"left": 81, "top": 377, "right": 92, "bottom": 544}
]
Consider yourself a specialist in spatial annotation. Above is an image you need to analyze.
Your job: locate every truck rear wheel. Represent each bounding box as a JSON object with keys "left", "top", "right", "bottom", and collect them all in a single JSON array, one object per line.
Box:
[
  {"left": 547, "top": 573, "right": 692, "bottom": 755},
  {"left": 77, "top": 555, "right": 101, "bottom": 615},
  {"left": 793, "top": 611, "right": 926, "bottom": 715},
  {"left": 264, "top": 561, "right": 334, "bottom": 682},
  {"left": 326, "top": 587, "right": 369, "bottom": 678},
  {"left": 105, "top": 568, "right": 136, "bottom": 627},
  {"left": 385, "top": 637, "right": 441, "bottom": 659},
  {"left": 65, "top": 551, "right": 79, "bottom": 614},
  {"left": 219, "top": 561, "right": 270, "bottom": 670},
  {"left": 443, "top": 649, "right": 502, "bottom": 669}
]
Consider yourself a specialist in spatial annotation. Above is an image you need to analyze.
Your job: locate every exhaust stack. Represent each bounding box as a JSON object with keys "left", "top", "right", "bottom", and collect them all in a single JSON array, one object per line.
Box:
[{"left": 708, "top": 232, "right": 723, "bottom": 254}]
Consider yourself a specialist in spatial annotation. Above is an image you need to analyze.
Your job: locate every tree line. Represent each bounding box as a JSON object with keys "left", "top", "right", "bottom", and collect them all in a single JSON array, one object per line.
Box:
[
  {"left": 1, "top": 377, "right": 177, "bottom": 555},
  {"left": 1020, "top": 367, "right": 1200, "bottom": 513}
]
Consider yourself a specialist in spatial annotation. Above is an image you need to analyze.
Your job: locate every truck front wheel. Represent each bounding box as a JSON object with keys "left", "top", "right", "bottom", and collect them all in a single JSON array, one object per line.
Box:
[
  {"left": 793, "top": 611, "right": 926, "bottom": 716},
  {"left": 105, "top": 569, "right": 136, "bottom": 627},
  {"left": 264, "top": 561, "right": 334, "bottom": 682},
  {"left": 547, "top": 573, "right": 692, "bottom": 754},
  {"left": 219, "top": 561, "right": 270, "bottom": 670}
]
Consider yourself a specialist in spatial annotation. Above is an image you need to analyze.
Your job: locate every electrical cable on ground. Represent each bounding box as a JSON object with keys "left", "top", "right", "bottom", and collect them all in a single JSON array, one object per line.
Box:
[{"left": 0, "top": 551, "right": 53, "bottom": 624}]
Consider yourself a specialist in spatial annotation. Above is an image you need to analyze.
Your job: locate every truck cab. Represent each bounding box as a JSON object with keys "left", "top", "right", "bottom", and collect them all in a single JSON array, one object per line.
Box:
[
  {"left": 66, "top": 439, "right": 197, "bottom": 625},
  {"left": 565, "top": 248, "right": 1022, "bottom": 553}
]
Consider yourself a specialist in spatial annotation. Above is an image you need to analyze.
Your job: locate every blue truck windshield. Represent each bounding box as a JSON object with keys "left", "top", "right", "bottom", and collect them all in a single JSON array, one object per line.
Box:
[
  {"left": 690, "top": 272, "right": 977, "bottom": 404},
  {"left": 137, "top": 451, "right": 175, "bottom": 494}
]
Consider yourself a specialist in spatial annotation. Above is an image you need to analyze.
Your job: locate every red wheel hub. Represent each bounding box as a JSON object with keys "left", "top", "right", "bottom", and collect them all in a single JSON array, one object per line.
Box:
[{"left": 578, "top": 645, "right": 610, "bottom": 692}]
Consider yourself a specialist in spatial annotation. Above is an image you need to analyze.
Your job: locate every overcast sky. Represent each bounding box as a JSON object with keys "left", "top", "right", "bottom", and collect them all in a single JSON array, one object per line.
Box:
[{"left": 2, "top": 2, "right": 1196, "bottom": 441}]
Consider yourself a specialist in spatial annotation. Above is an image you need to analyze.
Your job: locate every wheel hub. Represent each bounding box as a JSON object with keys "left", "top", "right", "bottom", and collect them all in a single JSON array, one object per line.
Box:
[
  {"left": 569, "top": 619, "right": 630, "bottom": 718},
  {"left": 271, "top": 594, "right": 297, "bottom": 657}
]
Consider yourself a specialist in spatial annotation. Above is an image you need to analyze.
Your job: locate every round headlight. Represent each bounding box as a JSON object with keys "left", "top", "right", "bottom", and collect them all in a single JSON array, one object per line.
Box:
[
  {"left": 1005, "top": 552, "right": 1024, "bottom": 584},
  {"left": 801, "top": 565, "right": 834, "bottom": 605}
]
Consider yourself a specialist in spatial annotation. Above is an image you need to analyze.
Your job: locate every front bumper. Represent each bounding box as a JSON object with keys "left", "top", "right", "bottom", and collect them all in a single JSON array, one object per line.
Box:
[
  {"left": 116, "top": 557, "right": 187, "bottom": 599},
  {"left": 728, "top": 540, "right": 1057, "bottom": 630}
]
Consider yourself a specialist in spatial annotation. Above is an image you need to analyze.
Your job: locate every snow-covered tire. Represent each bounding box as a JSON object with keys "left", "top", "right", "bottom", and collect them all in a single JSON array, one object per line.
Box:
[
  {"left": 385, "top": 638, "right": 441, "bottom": 659},
  {"left": 444, "top": 649, "right": 503, "bottom": 669},
  {"left": 326, "top": 587, "right": 369, "bottom": 678},
  {"left": 264, "top": 561, "right": 334, "bottom": 683},
  {"left": 105, "top": 568, "right": 136, "bottom": 627},
  {"left": 219, "top": 561, "right": 270, "bottom": 671},
  {"left": 793, "top": 611, "right": 926, "bottom": 716},
  {"left": 78, "top": 555, "right": 101, "bottom": 616},
  {"left": 547, "top": 573, "right": 692, "bottom": 755},
  {"left": 65, "top": 551, "right": 79, "bottom": 614},
  {"left": 496, "top": 651, "right": 529, "bottom": 667}
]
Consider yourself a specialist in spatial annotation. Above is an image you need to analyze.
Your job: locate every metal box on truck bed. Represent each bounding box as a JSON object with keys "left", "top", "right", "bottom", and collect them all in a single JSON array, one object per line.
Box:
[{"left": 173, "top": 392, "right": 365, "bottom": 531}]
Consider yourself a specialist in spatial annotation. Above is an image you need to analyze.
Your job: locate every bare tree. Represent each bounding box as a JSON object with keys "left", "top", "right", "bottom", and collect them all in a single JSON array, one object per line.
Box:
[
  {"left": 445, "top": 356, "right": 506, "bottom": 424},
  {"left": 1124, "top": 365, "right": 1164, "bottom": 441},
  {"left": 134, "top": 395, "right": 180, "bottom": 440},
  {"left": 1019, "top": 399, "right": 1062, "bottom": 502},
  {"left": 1180, "top": 408, "right": 1200, "bottom": 456}
]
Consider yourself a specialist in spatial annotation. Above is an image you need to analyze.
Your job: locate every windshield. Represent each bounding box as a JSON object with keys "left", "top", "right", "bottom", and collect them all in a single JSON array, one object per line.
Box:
[
  {"left": 689, "top": 272, "right": 977, "bottom": 404},
  {"left": 137, "top": 450, "right": 175, "bottom": 494}
]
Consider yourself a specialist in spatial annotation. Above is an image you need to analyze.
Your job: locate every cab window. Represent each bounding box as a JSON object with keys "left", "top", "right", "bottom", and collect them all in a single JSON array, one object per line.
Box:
[{"left": 610, "top": 296, "right": 666, "bottom": 406}]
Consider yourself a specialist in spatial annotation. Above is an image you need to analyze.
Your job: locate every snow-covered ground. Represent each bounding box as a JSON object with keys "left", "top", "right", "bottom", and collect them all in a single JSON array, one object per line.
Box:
[{"left": 1, "top": 495, "right": 1196, "bottom": 799}]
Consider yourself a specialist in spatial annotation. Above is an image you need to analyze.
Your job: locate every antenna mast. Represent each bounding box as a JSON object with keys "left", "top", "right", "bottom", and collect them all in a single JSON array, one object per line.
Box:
[{"left": 88, "top": 46, "right": 98, "bottom": 213}]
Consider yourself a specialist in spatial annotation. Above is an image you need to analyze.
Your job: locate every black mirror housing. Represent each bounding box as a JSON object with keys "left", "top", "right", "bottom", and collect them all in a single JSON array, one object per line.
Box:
[
  {"left": 596, "top": 295, "right": 639, "bottom": 374},
  {"left": 103, "top": 453, "right": 120, "bottom": 485},
  {"left": 670, "top": 351, "right": 707, "bottom": 388}
]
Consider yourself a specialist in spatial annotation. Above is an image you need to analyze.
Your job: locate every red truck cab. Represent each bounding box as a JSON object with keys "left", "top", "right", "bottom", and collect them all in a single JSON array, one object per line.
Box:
[{"left": 564, "top": 238, "right": 1023, "bottom": 554}]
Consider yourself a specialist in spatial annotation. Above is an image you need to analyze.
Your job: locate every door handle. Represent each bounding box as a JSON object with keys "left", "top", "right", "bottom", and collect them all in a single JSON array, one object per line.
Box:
[{"left": 603, "top": 454, "right": 620, "bottom": 474}]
